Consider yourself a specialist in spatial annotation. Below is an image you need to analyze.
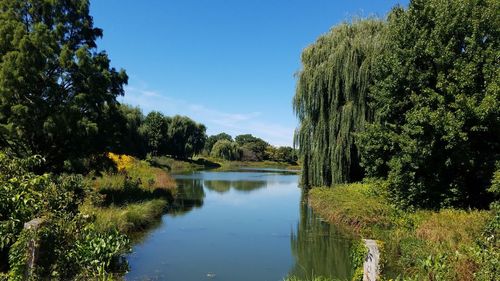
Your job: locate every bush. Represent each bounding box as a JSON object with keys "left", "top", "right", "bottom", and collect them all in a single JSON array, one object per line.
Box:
[
  {"left": 350, "top": 240, "right": 368, "bottom": 281},
  {"left": 308, "top": 182, "right": 493, "bottom": 279},
  {"left": 0, "top": 151, "right": 131, "bottom": 279},
  {"left": 9, "top": 215, "right": 129, "bottom": 280},
  {"left": 210, "top": 140, "right": 242, "bottom": 161},
  {"left": 0, "top": 152, "right": 86, "bottom": 252},
  {"left": 357, "top": 0, "right": 499, "bottom": 209},
  {"left": 471, "top": 202, "right": 500, "bottom": 281}
]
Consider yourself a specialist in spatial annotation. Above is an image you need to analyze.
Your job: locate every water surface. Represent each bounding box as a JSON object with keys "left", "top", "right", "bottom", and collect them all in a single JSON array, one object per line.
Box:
[{"left": 126, "top": 169, "right": 353, "bottom": 281}]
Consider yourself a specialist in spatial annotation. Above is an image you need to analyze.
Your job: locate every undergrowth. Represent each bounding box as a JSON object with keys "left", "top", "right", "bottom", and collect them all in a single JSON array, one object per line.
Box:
[{"left": 308, "top": 182, "right": 494, "bottom": 280}]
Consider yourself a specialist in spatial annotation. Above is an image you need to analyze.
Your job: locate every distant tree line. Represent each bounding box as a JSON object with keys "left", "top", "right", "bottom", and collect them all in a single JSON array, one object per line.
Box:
[
  {"left": 294, "top": 0, "right": 499, "bottom": 209},
  {"left": 114, "top": 106, "right": 207, "bottom": 159},
  {"left": 206, "top": 133, "right": 298, "bottom": 163}
]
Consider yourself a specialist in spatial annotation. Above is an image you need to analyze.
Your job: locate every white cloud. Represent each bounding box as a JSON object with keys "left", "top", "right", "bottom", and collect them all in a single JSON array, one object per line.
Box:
[{"left": 120, "top": 84, "right": 294, "bottom": 146}]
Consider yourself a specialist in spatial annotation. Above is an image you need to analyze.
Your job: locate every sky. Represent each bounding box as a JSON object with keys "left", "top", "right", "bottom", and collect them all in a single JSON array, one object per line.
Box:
[{"left": 90, "top": 0, "right": 408, "bottom": 146}]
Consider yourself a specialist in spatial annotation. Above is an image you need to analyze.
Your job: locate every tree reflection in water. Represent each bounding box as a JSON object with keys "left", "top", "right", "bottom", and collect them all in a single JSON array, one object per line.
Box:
[
  {"left": 289, "top": 194, "right": 353, "bottom": 280},
  {"left": 168, "top": 179, "right": 206, "bottom": 216},
  {"left": 204, "top": 180, "right": 267, "bottom": 193}
]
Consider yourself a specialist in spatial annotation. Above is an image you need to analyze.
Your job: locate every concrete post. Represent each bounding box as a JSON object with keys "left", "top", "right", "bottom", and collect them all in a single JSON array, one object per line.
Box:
[
  {"left": 23, "top": 218, "right": 45, "bottom": 278},
  {"left": 363, "top": 239, "right": 380, "bottom": 281}
]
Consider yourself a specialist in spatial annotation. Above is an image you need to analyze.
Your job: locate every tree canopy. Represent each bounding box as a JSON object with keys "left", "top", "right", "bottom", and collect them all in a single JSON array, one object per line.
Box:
[
  {"left": 210, "top": 139, "right": 241, "bottom": 161},
  {"left": 205, "top": 132, "right": 233, "bottom": 154},
  {"left": 294, "top": 19, "right": 385, "bottom": 187},
  {"left": 0, "top": 0, "right": 128, "bottom": 170},
  {"left": 235, "top": 134, "right": 269, "bottom": 161},
  {"left": 139, "top": 111, "right": 169, "bottom": 156},
  {"left": 358, "top": 0, "right": 499, "bottom": 208},
  {"left": 167, "top": 115, "right": 207, "bottom": 159},
  {"left": 295, "top": 0, "right": 499, "bottom": 209}
]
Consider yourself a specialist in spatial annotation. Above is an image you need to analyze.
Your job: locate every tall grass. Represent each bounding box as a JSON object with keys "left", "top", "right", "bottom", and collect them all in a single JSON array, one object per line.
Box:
[
  {"left": 283, "top": 276, "right": 339, "bottom": 281},
  {"left": 82, "top": 199, "right": 167, "bottom": 234},
  {"left": 308, "top": 183, "right": 492, "bottom": 280},
  {"left": 91, "top": 155, "right": 176, "bottom": 193},
  {"left": 82, "top": 153, "right": 176, "bottom": 236}
]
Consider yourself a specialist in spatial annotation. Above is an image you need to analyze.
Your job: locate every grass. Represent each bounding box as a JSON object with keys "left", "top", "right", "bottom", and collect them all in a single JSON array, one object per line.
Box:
[
  {"left": 149, "top": 156, "right": 220, "bottom": 173},
  {"left": 283, "top": 276, "right": 338, "bottom": 281},
  {"left": 150, "top": 155, "right": 301, "bottom": 173},
  {"left": 215, "top": 159, "right": 301, "bottom": 171},
  {"left": 81, "top": 199, "right": 167, "bottom": 234},
  {"left": 91, "top": 155, "right": 176, "bottom": 192},
  {"left": 308, "top": 183, "right": 393, "bottom": 235},
  {"left": 308, "top": 182, "right": 493, "bottom": 280},
  {"left": 82, "top": 153, "right": 176, "bottom": 235}
]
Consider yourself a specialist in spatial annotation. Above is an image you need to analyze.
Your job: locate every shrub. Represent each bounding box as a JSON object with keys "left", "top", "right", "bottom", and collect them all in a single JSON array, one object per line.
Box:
[
  {"left": 0, "top": 152, "right": 86, "bottom": 251},
  {"left": 210, "top": 140, "right": 242, "bottom": 161},
  {"left": 9, "top": 215, "right": 129, "bottom": 280}
]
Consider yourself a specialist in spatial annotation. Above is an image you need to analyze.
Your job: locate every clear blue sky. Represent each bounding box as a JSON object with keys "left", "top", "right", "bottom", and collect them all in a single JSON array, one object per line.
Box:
[{"left": 90, "top": 0, "right": 408, "bottom": 146}]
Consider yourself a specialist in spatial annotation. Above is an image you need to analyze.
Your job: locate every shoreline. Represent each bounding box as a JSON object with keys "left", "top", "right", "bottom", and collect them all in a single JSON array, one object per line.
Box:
[{"left": 307, "top": 183, "right": 493, "bottom": 280}]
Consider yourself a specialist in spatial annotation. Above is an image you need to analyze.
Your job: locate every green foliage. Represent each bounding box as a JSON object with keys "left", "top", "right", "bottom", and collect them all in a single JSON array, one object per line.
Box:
[
  {"left": 235, "top": 134, "right": 268, "bottom": 161},
  {"left": 0, "top": 152, "right": 85, "bottom": 251},
  {"left": 84, "top": 199, "right": 167, "bottom": 234},
  {"left": 9, "top": 215, "right": 129, "bottom": 280},
  {"left": 70, "top": 224, "right": 129, "bottom": 276},
  {"left": 139, "top": 111, "right": 169, "bottom": 156},
  {"left": 0, "top": 151, "right": 133, "bottom": 279},
  {"left": 204, "top": 133, "right": 233, "bottom": 154},
  {"left": 350, "top": 240, "right": 367, "bottom": 281},
  {"left": 283, "top": 276, "right": 337, "bottom": 281},
  {"left": 357, "top": 0, "right": 500, "bottom": 208},
  {"left": 309, "top": 184, "right": 394, "bottom": 233},
  {"left": 0, "top": 0, "right": 128, "bottom": 171},
  {"left": 111, "top": 104, "right": 146, "bottom": 158},
  {"left": 149, "top": 155, "right": 220, "bottom": 173},
  {"left": 488, "top": 166, "right": 500, "bottom": 197},
  {"left": 471, "top": 202, "right": 500, "bottom": 280},
  {"left": 210, "top": 139, "right": 242, "bottom": 161},
  {"left": 294, "top": 19, "right": 385, "bottom": 187},
  {"left": 136, "top": 113, "right": 207, "bottom": 159},
  {"left": 309, "top": 183, "right": 493, "bottom": 280},
  {"left": 167, "top": 115, "right": 207, "bottom": 159},
  {"left": 84, "top": 155, "right": 173, "bottom": 233},
  {"left": 265, "top": 146, "right": 298, "bottom": 163}
]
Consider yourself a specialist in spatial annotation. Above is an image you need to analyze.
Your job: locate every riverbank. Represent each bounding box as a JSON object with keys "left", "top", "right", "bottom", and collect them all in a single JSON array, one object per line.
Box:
[
  {"left": 308, "top": 182, "right": 497, "bottom": 280},
  {"left": 150, "top": 155, "right": 300, "bottom": 173},
  {"left": 82, "top": 153, "right": 176, "bottom": 235},
  {"left": 84, "top": 154, "right": 299, "bottom": 236}
]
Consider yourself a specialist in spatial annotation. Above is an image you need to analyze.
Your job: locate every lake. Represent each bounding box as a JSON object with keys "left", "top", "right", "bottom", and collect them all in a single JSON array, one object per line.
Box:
[{"left": 125, "top": 169, "right": 353, "bottom": 281}]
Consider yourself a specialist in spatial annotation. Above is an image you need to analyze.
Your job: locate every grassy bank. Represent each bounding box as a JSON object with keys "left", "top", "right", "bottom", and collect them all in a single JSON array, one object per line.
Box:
[
  {"left": 283, "top": 277, "right": 336, "bottom": 281},
  {"left": 150, "top": 156, "right": 221, "bottom": 173},
  {"left": 82, "top": 199, "right": 167, "bottom": 234},
  {"left": 82, "top": 153, "right": 176, "bottom": 235},
  {"left": 215, "top": 159, "right": 301, "bottom": 171},
  {"left": 308, "top": 183, "right": 496, "bottom": 280},
  {"left": 151, "top": 155, "right": 300, "bottom": 173}
]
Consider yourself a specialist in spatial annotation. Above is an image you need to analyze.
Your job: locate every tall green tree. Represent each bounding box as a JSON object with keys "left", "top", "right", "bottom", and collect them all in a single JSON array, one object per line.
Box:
[
  {"left": 293, "top": 19, "right": 385, "bottom": 187},
  {"left": 235, "top": 134, "right": 268, "bottom": 161},
  {"left": 210, "top": 139, "right": 241, "bottom": 160},
  {"left": 112, "top": 104, "right": 146, "bottom": 157},
  {"left": 167, "top": 115, "right": 206, "bottom": 159},
  {"left": 0, "top": 0, "right": 127, "bottom": 170},
  {"left": 265, "top": 146, "right": 298, "bottom": 163},
  {"left": 204, "top": 132, "right": 232, "bottom": 154},
  {"left": 358, "top": 0, "right": 499, "bottom": 208},
  {"left": 139, "top": 111, "right": 169, "bottom": 156}
]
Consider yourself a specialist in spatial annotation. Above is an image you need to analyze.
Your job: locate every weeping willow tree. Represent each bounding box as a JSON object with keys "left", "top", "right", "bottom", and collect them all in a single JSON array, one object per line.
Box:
[{"left": 294, "top": 19, "right": 386, "bottom": 187}]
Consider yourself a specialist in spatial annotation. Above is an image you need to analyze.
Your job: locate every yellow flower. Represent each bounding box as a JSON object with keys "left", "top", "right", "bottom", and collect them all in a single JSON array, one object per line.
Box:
[{"left": 107, "top": 152, "right": 135, "bottom": 172}]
